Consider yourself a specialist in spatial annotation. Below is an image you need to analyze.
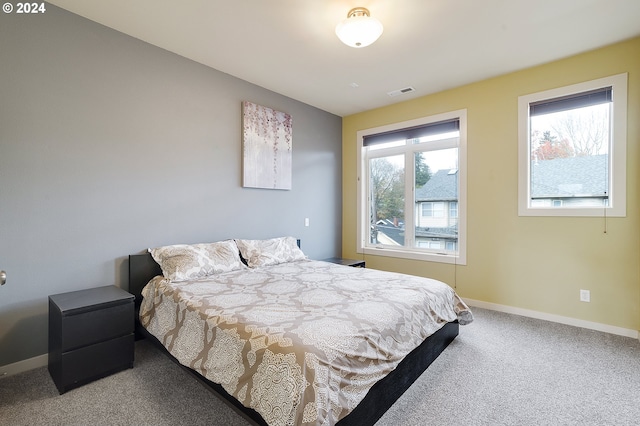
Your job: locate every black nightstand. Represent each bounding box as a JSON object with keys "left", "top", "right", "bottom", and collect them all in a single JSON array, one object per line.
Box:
[
  {"left": 48, "top": 285, "right": 134, "bottom": 394},
  {"left": 323, "top": 257, "right": 366, "bottom": 268}
]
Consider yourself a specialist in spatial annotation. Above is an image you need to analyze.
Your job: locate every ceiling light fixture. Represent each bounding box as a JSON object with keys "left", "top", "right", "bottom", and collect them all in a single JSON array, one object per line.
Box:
[{"left": 335, "top": 7, "right": 383, "bottom": 48}]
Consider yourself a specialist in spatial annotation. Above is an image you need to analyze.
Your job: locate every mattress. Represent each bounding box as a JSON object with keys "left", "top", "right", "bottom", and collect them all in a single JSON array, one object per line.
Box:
[{"left": 139, "top": 259, "right": 473, "bottom": 426}]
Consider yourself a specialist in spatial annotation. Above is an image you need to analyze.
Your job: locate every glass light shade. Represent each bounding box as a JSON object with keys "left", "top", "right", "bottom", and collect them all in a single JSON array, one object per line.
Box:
[{"left": 335, "top": 9, "right": 383, "bottom": 48}]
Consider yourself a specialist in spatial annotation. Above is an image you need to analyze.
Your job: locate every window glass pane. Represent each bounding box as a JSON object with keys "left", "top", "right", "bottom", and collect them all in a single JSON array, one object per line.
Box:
[
  {"left": 529, "top": 102, "right": 610, "bottom": 208},
  {"left": 433, "top": 202, "right": 445, "bottom": 217},
  {"left": 450, "top": 201, "right": 458, "bottom": 218},
  {"left": 421, "top": 202, "right": 432, "bottom": 217},
  {"left": 414, "top": 148, "right": 458, "bottom": 253},
  {"left": 369, "top": 155, "right": 404, "bottom": 245}
]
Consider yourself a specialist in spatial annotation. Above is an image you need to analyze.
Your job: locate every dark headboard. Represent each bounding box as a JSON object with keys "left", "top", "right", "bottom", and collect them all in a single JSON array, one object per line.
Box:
[
  {"left": 128, "top": 239, "right": 300, "bottom": 308},
  {"left": 128, "top": 253, "right": 161, "bottom": 308}
]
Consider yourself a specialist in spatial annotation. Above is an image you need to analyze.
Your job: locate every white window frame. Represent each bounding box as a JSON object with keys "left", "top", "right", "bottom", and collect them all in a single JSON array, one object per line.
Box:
[
  {"left": 518, "top": 73, "right": 627, "bottom": 217},
  {"left": 356, "top": 109, "right": 467, "bottom": 265}
]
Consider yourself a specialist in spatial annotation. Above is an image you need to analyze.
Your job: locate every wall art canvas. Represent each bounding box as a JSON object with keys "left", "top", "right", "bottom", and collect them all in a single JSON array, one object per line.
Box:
[{"left": 242, "top": 101, "right": 293, "bottom": 190}]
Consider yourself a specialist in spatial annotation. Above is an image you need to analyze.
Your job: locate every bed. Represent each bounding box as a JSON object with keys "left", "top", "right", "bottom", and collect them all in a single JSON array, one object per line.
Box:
[{"left": 128, "top": 237, "right": 472, "bottom": 426}]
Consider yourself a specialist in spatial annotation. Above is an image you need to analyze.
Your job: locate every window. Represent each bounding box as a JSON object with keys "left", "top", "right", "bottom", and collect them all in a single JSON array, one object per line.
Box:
[
  {"left": 422, "top": 202, "right": 444, "bottom": 217},
  {"left": 518, "top": 74, "right": 627, "bottom": 217},
  {"left": 357, "top": 110, "right": 467, "bottom": 264},
  {"left": 450, "top": 201, "right": 458, "bottom": 219}
]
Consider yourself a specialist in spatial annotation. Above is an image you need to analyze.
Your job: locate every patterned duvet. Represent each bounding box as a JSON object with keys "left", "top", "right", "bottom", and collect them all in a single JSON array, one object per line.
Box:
[{"left": 139, "top": 259, "right": 473, "bottom": 426}]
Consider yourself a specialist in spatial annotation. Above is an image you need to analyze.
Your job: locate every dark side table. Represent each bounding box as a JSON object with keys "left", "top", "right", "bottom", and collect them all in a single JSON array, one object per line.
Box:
[
  {"left": 323, "top": 257, "right": 366, "bottom": 268},
  {"left": 48, "top": 285, "right": 134, "bottom": 394}
]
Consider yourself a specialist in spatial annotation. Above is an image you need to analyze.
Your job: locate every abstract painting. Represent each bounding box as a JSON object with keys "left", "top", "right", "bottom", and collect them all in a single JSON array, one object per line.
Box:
[{"left": 242, "top": 101, "right": 292, "bottom": 190}]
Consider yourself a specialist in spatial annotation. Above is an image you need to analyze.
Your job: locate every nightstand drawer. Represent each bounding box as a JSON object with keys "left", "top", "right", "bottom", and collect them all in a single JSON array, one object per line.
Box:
[
  {"left": 60, "top": 301, "right": 134, "bottom": 351},
  {"left": 57, "top": 334, "right": 134, "bottom": 393}
]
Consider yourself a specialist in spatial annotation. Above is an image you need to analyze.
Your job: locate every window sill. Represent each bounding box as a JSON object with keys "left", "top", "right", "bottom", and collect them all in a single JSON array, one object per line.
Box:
[
  {"left": 518, "top": 206, "right": 625, "bottom": 217},
  {"left": 359, "top": 246, "right": 465, "bottom": 265}
]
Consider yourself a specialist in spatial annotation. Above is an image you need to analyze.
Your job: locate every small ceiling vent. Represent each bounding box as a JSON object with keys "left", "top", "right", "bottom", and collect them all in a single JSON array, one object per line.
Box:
[{"left": 387, "top": 86, "right": 416, "bottom": 97}]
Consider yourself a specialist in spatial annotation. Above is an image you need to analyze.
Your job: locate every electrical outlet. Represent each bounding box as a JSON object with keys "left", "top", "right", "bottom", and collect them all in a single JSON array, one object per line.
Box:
[
  {"left": 304, "top": 218, "right": 310, "bottom": 227},
  {"left": 580, "top": 289, "right": 590, "bottom": 302}
]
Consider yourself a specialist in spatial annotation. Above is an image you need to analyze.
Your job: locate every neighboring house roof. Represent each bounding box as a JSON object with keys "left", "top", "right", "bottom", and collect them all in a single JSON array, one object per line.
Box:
[
  {"left": 416, "top": 225, "right": 458, "bottom": 239},
  {"left": 415, "top": 169, "right": 458, "bottom": 202},
  {"left": 375, "top": 224, "right": 404, "bottom": 246},
  {"left": 376, "top": 218, "right": 403, "bottom": 227},
  {"left": 376, "top": 224, "right": 458, "bottom": 245},
  {"left": 531, "top": 154, "right": 607, "bottom": 198},
  {"left": 413, "top": 156, "right": 607, "bottom": 203}
]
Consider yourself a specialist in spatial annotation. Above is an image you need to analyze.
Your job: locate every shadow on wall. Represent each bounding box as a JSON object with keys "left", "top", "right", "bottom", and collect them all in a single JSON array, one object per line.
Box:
[{"left": 115, "top": 256, "right": 130, "bottom": 293}]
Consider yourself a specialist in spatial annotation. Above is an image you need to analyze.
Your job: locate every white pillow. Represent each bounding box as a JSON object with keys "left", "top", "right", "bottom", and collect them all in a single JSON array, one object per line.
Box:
[
  {"left": 235, "top": 236, "right": 306, "bottom": 268},
  {"left": 149, "top": 240, "right": 245, "bottom": 282}
]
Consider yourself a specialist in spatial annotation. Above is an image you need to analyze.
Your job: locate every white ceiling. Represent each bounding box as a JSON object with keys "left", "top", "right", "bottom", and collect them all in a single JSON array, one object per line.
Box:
[{"left": 48, "top": 0, "right": 640, "bottom": 117}]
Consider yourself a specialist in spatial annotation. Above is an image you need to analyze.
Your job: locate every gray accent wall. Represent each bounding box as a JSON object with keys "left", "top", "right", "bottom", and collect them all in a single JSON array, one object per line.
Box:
[{"left": 0, "top": 5, "right": 342, "bottom": 367}]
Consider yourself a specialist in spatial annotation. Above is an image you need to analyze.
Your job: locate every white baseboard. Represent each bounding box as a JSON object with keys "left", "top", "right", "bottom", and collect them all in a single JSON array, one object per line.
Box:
[
  {"left": 465, "top": 298, "right": 639, "bottom": 340},
  {"left": 0, "top": 353, "right": 48, "bottom": 378}
]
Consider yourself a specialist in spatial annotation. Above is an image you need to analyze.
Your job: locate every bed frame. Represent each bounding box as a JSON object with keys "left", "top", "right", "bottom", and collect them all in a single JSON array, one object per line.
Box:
[{"left": 128, "top": 252, "right": 459, "bottom": 426}]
